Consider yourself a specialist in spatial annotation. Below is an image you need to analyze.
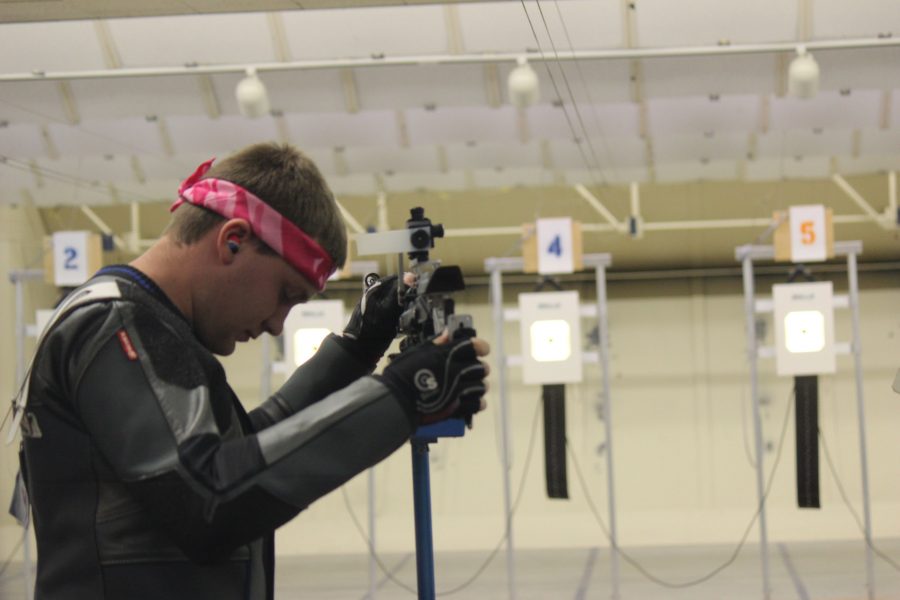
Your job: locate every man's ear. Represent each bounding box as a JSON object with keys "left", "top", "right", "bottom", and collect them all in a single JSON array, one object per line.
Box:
[{"left": 216, "top": 218, "right": 251, "bottom": 263}]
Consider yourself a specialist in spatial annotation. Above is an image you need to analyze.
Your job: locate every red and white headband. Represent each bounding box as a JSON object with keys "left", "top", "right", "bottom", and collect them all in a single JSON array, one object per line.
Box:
[{"left": 171, "top": 158, "right": 336, "bottom": 291}]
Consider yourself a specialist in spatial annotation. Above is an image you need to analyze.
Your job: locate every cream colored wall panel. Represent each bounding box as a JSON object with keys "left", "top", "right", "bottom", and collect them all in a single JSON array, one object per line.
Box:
[
  {"left": 756, "top": 129, "right": 853, "bottom": 159},
  {"left": 0, "top": 123, "right": 43, "bottom": 158},
  {"left": 642, "top": 54, "right": 777, "bottom": 98},
  {"left": 816, "top": 47, "right": 900, "bottom": 91},
  {"left": 47, "top": 119, "right": 163, "bottom": 156}
]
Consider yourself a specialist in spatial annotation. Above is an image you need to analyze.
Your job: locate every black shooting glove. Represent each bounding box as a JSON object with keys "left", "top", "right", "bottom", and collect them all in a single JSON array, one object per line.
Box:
[
  {"left": 342, "top": 274, "right": 403, "bottom": 364},
  {"left": 377, "top": 331, "right": 487, "bottom": 425}
]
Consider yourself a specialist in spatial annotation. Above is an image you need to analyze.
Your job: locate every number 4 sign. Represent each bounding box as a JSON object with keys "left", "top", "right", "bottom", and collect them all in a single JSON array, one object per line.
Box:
[{"left": 536, "top": 217, "right": 578, "bottom": 275}]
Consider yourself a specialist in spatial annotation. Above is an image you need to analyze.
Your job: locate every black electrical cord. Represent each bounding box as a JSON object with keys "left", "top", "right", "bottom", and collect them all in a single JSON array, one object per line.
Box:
[
  {"left": 341, "top": 398, "right": 543, "bottom": 596},
  {"left": 818, "top": 427, "right": 900, "bottom": 572},
  {"left": 567, "top": 386, "right": 795, "bottom": 589}
]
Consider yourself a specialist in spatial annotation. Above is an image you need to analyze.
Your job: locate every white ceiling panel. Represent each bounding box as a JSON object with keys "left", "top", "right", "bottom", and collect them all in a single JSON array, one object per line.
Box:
[
  {"left": 343, "top": 145, "right": 439, "bottom": 173},
  {"left": 860, "top": 129, "right": 900, "bottom": 155},
  {"left": 815, "top": 48, "right": 900, "bottom": 91},
  {"left": 549, "top": 136, "right": 646, "bottom": 170},
  {"left": 745, "top": 156, "right": 832, "bottom": 180},
  {"left": 837, "top": 154, "right": 900, "bottom": 176},
  {"left": 0, "top": 81, "right": 72, "bottom": 125},
  {"left": 769, "top": 91, "right": 882, "bottom": 131},
  {"left": 48, "top": 122, "right": 152, "bottom": 157},
  {"left": 281, "top": 5, "right": 448, "bottom": 60},
  {"left": 654, "top": 132, "right": 748, "bottom": 162},
  {"left": 116, "top": 179, "right": 181, "bottom": 203},
  {"left": 643, "top": 54, "right": 777, "bottom": 98},
  {"left": 636, "top": 0, "right": 796, "bottom": 47},
  {"left": 444, "top": 141, "right": 541, "bottom": 170},
  {"left": 0, "top": 21, "right": 107, "bottom": 73},
  {"left": 564, "top": 166, "right": 652, "bottom": 185},
  {"left": 33, "top": 155, "right": 134, "bottom": 185},
  {"left": 212, "top": 70, "right": 345, "bottom": 115},
  {"left": 51, "top": 119, "right": 164, "bottom": 156},
  {"left": 33, "top": 179, "right": 118, "bottom": 206},
  {"left": 458, "top": 0, "right": 623, "bottom": 54},
  {"left": 138, "top": 154, "right": 212, "bottom": 182},
  {"left": 519, "top": 59, "right": 634, "bottom": 106},
  {"left": 382, "top": 171, "right": 468, "bottom": 193},
  {"left": 107, "top": 14, "right": 276, "bottom": 67},
  {"left": 285, "top": 111, "right": 397, "bottom": 148},
  {"left": 354, "top": 64, "right": 487, "bottom": 110},
  {"left": 529, "top": 101, "right": 640, "bottom": 140},
  {"left": 471, "top": 167, "right": 556, "bottom": 189},
  {"left": 813, "top": 0, "right": 900, "bottom": 38},
  {"left": 0, "top": 161, "right": 37, "bottom": 192},
  {"left": 406, "top": 106, "right": 518, "bottom": 145},
  {"left": 648, "top": 95, "right": 760, "bottom": 135},
  {"left": 0, "top": 123, "right": 44, "bottom": 158},
  {"left": 329, "top": 173, "right": 378, "bottom": 197},
  {"left": 655, "top": 159, "right": 739, "bottom": 183},
  {"left": 757, "top": 129, "right": 853, "bottom": 159},
  {"left": 71, "top": 76, "right": 208, "bottom": 120},
  {"left": 166, "top": 115, "right": 280, "bottom": 155}
]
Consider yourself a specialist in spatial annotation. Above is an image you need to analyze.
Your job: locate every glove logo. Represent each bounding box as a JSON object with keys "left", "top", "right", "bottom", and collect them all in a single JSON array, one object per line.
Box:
[{"left": 414, "top": 369, "right": 439, "bottom": 393}]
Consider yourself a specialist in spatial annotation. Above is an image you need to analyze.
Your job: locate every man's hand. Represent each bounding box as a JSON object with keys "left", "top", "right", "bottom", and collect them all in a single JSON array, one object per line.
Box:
[
  {"left": 342, "top": 274, "right": 406, "bottom": 363},
  {"left": 378, "top": 329, "right": 490, "bottom": 426}
]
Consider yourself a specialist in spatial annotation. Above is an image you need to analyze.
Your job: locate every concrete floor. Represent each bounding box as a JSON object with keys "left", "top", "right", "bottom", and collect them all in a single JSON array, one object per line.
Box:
[{"left": 2, "top": 539, "right": 898, "bottom": 599}]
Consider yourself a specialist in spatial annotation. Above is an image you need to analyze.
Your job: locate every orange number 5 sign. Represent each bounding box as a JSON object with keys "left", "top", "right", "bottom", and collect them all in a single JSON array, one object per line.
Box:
[{"left": 800, "top": 220, "right": 816, "bottom": 245}]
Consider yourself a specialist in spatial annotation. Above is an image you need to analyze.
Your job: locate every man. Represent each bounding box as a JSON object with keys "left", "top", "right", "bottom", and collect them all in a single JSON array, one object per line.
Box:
[{"left": 19, "top": 142, "right": 489, "bottom": 599}]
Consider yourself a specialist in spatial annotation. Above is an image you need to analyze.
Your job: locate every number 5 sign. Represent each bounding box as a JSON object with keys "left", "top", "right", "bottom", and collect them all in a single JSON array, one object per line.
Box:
[{"left": 774, "top": 205, "right": 834, "bottom": 263}]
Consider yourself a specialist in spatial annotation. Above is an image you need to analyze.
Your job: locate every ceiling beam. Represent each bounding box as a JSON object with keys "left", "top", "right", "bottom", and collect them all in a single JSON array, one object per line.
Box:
[{"left": 4, "top": 38, "right": 899, "bottom": 82}]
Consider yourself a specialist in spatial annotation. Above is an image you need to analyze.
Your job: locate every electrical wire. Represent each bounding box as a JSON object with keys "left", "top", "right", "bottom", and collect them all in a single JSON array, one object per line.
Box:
[
  {"left": 549, "top": 0, "right": 621, "bottom": 184},
  {"left": 341, "top": 398, "right": 543, "bottom": 596},
  {"left": 517, "top": 0, "right": 603, "bottom": 190},
  {"left": 567, "top": 385, "right": 795, "bottom": 589},
  {"left": 818, "top": 427, "right": 900, "bottom": 572},
  {"left": 532, "top": 0, "right": 609, "bottom": 185}
]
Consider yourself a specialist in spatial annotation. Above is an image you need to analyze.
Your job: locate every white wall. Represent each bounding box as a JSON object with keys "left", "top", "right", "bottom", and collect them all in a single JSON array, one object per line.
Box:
[{"left": 241, "top": 274, "right": 898, "bottom": 558}]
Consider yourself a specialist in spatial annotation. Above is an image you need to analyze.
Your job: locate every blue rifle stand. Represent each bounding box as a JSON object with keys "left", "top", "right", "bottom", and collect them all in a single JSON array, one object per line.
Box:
[{"left": 410, "top": 418, "right": 466, "bottom": 600}]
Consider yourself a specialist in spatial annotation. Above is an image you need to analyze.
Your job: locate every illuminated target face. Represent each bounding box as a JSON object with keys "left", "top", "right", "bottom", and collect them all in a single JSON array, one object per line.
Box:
[
  {"left": 784, "top": 310, "right": 825, "bottom": 354},
  {"left": 292, "top": 328, "right": 331, "bottom": 367},
  {"left": 529, "top": 320, "right": 572, "bottom": 362}
]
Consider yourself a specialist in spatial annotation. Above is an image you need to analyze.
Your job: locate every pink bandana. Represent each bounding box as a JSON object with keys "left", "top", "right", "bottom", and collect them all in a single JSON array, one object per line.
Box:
[{"left": 171, "top": 159, "right": 336, "bottom": 291}]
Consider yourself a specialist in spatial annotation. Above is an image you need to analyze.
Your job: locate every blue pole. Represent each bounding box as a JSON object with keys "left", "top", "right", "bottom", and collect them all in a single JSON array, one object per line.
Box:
[{"left": 411, "top": 438, "right": 436, "bottom": 600}]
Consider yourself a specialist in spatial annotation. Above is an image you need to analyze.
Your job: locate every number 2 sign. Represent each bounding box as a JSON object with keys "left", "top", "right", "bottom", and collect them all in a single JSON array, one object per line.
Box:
[
  {"left": 51, "top": 231, "right": 100, "bottom": 287},
  {"left": 789, "top": 205, "right": 827, "bottom": 262}
]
